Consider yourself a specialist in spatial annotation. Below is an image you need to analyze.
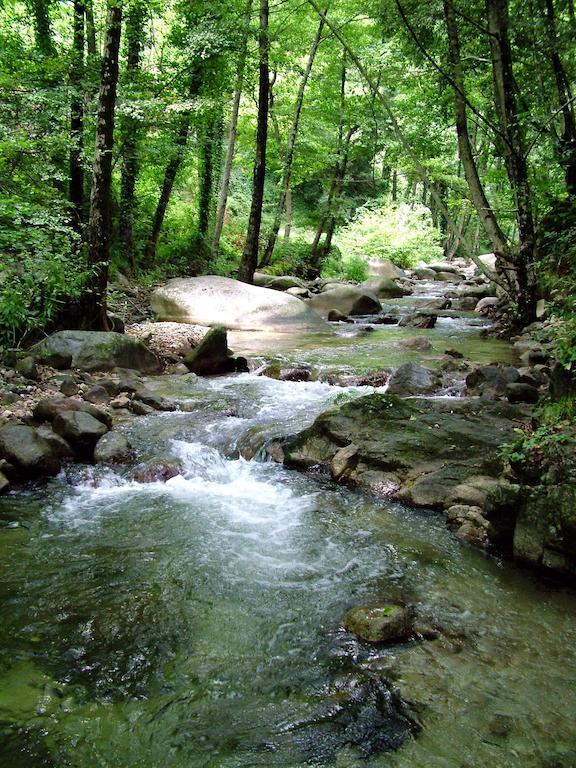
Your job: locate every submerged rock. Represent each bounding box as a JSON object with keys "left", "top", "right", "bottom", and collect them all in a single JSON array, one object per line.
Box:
[
  {"left": 343, "top": 604, "right": 413, "bottom": 643},
  {"left": 94, "top": 432, "right": 132, "bottom": 464}
]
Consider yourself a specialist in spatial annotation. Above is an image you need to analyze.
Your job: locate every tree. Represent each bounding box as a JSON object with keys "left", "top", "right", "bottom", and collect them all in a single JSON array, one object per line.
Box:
[
  {"left": 84, "top": 1, "right": 123, "bottom": 330},
  {"left": 69, "top": 0, "right": 85, "bottom": 231},
  {"left": 237, "top": 0, "right": 270, "bottom": 283},
  {"left": 119, "top": 0, "right": 147, "bottom": 271}
]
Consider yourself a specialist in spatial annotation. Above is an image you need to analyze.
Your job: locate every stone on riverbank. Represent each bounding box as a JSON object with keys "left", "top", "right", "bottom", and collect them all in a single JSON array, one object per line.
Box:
[
  {"left": 28, "top": 331, "right": 161, "bottom": 373},
  {"left": 52, "top": 411, "right": 109, "bottom": 459},
  {"left": 151, "top": 275, "right": 326, "bottom": 331},
  {"left": 307, "top": 285, "right": 382, "bottom": 318},
  {"left": 361, "top": 277, "right": 409, "bottom": 299},
  {"left": 184, "top": 326, "right": 237, "bottom": 376},
  {"left": 0, "top": 423, "right": 61, "bottom": 478}
]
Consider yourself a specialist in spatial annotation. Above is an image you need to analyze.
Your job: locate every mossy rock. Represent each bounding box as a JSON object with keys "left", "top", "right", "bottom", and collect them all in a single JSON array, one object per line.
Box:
[{"left": 343, "top": 604, "right": 413, "bottom": 643}]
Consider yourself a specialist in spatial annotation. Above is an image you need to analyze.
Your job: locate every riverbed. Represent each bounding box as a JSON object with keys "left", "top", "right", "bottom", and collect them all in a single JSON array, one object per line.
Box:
[{"left": 1, "top": 285, "right": 575, "bottom": 768}]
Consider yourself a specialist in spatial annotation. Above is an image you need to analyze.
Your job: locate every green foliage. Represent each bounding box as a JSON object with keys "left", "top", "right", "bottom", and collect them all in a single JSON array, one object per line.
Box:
[
  {"left": 335, "top": 202, "right": 443, "bottom": 269},
  {"left": 538, "top": 200, "right": 576, "bottom": 370},
  {"left": 322, "top": 250, "right": 368, "bottom": 283},
  {"left": 0, "top": 197, "right": 88, "bottom": 350},
  {"left": 267, "top": 239, "right": 315, "bottom": 278},
  {"left": 500, "top": 398, "right": 576, "bottom": 485}
]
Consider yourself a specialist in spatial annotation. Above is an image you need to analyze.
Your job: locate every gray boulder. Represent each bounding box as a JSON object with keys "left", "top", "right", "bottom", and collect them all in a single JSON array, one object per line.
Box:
[
  {"left": 94, "top": 432, "right": 132, "bottom": 464},
  {"left": 184, "top": 326, "right": 237, "bottom": 376},
  {"left": 514, "top": 485, "right": 576, "bottom": 577},
  {"left": 33, "top": 396, "right": 112, "bottom": 428},
  {"left": 307, "top": 286, "right": 381, "bottom": 318},
  {"left": 253, "top": 273, "right": 308, "bottom": 291},
  {"left": 466, "top": 365, "right": 520, "bottom": 396},
  {"left": 387, "top": 363, "right": 438, "bottom": 395},
  {"left": 365, "top": 258, "right": 404, "bottom": 279},
  {"left": 28, "top": 331, "right": 161, "bottom": 373},
  {"left": 53, "top": 411, "right": 109, "bottom": 459},
  {"left": 151, "top": 275, "right": 326, "bottom": 331},
  {"left": 413, "top": 267, "right": 437, "bottom": 280},
  {"left": 280, "top": 395, "right": 527, "bottom": 510},
  {"left": 0, "top": 424, "right": 61, "bottom": 477},
  {"left": 361, "top": 277, "right": 409, "bottom": 299},
  {"left": 398, "top": 313, "right": 437, "bottom": 329}
]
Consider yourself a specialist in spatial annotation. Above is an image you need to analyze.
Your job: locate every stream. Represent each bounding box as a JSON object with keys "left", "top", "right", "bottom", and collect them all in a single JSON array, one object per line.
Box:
[{"left": 1, "top": 281, "right": 576, "bottom": 767}]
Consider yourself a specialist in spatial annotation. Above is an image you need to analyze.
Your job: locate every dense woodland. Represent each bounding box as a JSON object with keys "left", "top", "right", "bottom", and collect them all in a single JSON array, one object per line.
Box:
[{"left": 1, "top": 0, "right": 575, "bottom": 367}]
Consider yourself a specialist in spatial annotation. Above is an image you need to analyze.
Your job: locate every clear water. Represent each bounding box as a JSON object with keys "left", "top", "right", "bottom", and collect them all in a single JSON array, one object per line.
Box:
[{"left": 0, "top": 283, "right": 574, "bottom": 768}]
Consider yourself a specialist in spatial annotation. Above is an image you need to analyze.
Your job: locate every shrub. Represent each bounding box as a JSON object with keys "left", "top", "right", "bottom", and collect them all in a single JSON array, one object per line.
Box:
[
  {"left": 0, "top": 196, "right": 88, "bottom": 352},
  {"left": 335, "top": 201, "right": 443, "bottom": 269}
]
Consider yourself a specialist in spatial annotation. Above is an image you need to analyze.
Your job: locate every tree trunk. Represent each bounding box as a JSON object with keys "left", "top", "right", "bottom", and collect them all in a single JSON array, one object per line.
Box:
[
  {"left": 144, "top": 72, "right": 202, "bottom": 266},
  {"left": 260, "top": 10, "right": 327, "bottom": 267},
  {"left": 197, "top": 113, "right": 217, "bottom": 246},
  {"left": 310, "top": 125, "right": 357, "bottom": 269},
  {"left": 540, "top": 0, "right": 576, "bottom": 195},
  {"left": 119, "top": 0, "right": 147, "bottom": 271},
  {"left": 69, "top": 0, "right": 85, "bottom": 232},
  {"left": 443, "top": 0, "right": 511, "bottom": 265},
  {"left": 144, "top": 119, "right": 191, "bottom": 267},
  {"left": 84, "top": 2, "right": 122, "bottom": 330},
  {"left": 486, "top": 0, "right": 538, "bottom": 321},
  {"left": 28, "top": 0, "right": 55, "bottom": 56},
  {"left": 238, "top": 0, "right": 270, "bottom": 284},
  {"left": 85, "top": 0, "right": 97, "bottom": 55},
  {"left": 283, "top": 186, "right": 292, "bottom": 244},
  {"left": 212, "top": 0, "right": 252, "bottom": 258}
]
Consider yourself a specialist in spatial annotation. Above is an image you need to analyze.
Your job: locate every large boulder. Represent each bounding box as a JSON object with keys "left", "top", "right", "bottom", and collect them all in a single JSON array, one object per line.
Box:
[
  {"left": 0, "top": 424, "right": 61, "bottom": 478},
  {"left": 307, "top": 286, "right": 381, "bottom": 318},
  {"left": 398, "top": 313, "right": 437, "bottom": 329},
  {"left": 184, "top": 325, "right": 237, "bottom": 376},
  {"left": 28, "top": 331, "right": 161, "bottom": 373},
  {"left": 361, "top": 277, "right": 409, "bottom": 299},
  {"left": 277, "top": 395, "right": 527, "bottom": 510},
  {"left": 151, "top": 276, "right": 326, "bottom": 331},
  {"left": 33, "top": 396, "right": 112, "bottom": 428},
  {"left": 365, "top": 258, "right": 404, "bottom": 279}
]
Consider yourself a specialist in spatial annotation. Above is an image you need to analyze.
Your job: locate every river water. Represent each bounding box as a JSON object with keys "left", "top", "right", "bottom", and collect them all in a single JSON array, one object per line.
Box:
[{"left": 1, "top": 287, "right": 575, "bottom": 768}]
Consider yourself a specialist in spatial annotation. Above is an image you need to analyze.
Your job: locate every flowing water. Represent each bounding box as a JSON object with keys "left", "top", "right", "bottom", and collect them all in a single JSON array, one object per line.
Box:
[{"left": 1, "top": 285, "right": 575, "bottom": 768}]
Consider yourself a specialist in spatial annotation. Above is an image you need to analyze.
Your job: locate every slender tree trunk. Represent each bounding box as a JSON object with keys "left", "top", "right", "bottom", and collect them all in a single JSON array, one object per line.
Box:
[
  {"left": 310, "top": 125, "right": 357, "bottom": 269},
  {"left": 238, "top": 0, "right": 270, "bottom": 283},
  {"left": 391, "top": 169, "right": 398, "bottom": 202},
  {"left": 311, "top": 53, "right": 346, "bottom": 263},
  {"left": 212, "top": 0, "right": 252, "bottom": 258},
  {"left": 540, "top": 0, "right": 576, "bottom": 195},
  {"left": 28, "top": 0, "right": 55, "bottom": 56},
  {"left": 443, "top": 0, "right": 511, "bottom": 268},
  {"left": 144, "top": 120, "right": 191, "bottom": 266},
  {"left": 84, "top": 2, "right": 122, "bottom": 330},
  {"left": 85, "top": 0, "right": 97, "bottom": 55},
  {"left": 486, "top": 0, "right": 537, "bottom": 321},
  {"left": 119, "top": 0, "right": 147, "bottom": 271},
  {"left": 260, "top": 10, "right": 327, "bottom": 267},
  {"left": 69, "top": 0, "right": 85, "bottom": 231},
  {"left": 144, "top": 72, "right": 202, "bottom": 266},
  {"left": 283, "top": 186, "right": 292, "bottom": 244},
  {"left": 197, "top": 113, "right": 217, "bottom": 245}
]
